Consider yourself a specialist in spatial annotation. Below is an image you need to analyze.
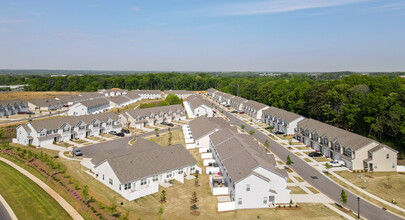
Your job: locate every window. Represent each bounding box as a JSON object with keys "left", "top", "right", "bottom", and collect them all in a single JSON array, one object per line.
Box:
[
  {"left": 238, "top": 198, "right": 242, "bottom": 205},
  {"left": 166, "top": 172, "right": 172, "bottom": 178},
  {"left": 140, "top": 178, "right": 147, "bottom": 186},
  {"left": 386, "top": 154, "right": 390, "bottom": 159},
  {"left": 374, "top": 163, "right": 378, "bottom": 169},
  {"left": 263, "top": 197, "right": 268, "bottom": 204},
  {"left": 178, "top": 168, "right": 183, "bottom": 174},
  {"left": 124, "top": 183, "right": 131, "bottom": 190},
  {"left": 153, "top": 175, "right": 158, "bottom": 182},
  {"left": 392, "top": 163, "right": 395, "bottom": 168},
  {"left": 190, "top": 166, "right": 195, "bottom": 171},
  {"left": 196, "top": 141, "right": 199, "bottom": 146},
  {"left": 109, "top": 178, "right": 113, "bottom": 185},
  {"left": 102, "top": 174, "right": 104, "bottom": 180},
  {"left": 246, "top": 184, "right": 250, "bottom": 192}
]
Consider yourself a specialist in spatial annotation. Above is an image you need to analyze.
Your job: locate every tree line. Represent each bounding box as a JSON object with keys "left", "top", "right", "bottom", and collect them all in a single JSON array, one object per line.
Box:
[{"left": 2, "top": 73, "right": 404, "bottom": 152}]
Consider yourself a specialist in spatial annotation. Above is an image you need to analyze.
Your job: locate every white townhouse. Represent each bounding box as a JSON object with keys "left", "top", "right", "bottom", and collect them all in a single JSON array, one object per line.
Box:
[
  {"left": 119, "top": 105, "right": 186, "bottom": 129},
  {"left": 98, "top": 89, "right": 128, "bottom": 97},
  {"left": 13, "top": 112, "right": 122, "bottom": 147},
  {"left": 220, "top": 93, "right": 235, "bottom": 106},
  {"left": 129, "top": 90, "right": 162, "bottom": 99},
  {"left": 57, "top": 93, "right": 105, "bottom": 106},
  {"left": 0, "top": 99, "right": 28, "bottom": 117},
  {"left": 208, "top": 129, "right": 290, "bottom": 209},
  {"left": 230, "top": 96, "right": 248, "bottom": 112},
  {"left": 261, "top": 106, "right": 305, "bottom": 135},
  {"left": 212, "top": 91, "right": 225, "bottom": 104},
  {"left": 68, "top": 98, "right": 110, "bottom": 116},
  {"left": 242, "top": 100, "right": 269, "bottom": 120},
  {"left": 163, "top": 90, "right": 194, "bottom": 99},
  {"left": 91, "top": 138, "right": 198, "bottom": 201},
  {"left": 188, "top": 117, "right": 235, "bottom": 153},
  {"left": 28, "top": 98, "right": 65, "bottom": 111},
  {"left": 108, "top": 96, "right": 132, "bottom": 108},
  {"left": 207, "top": 88, "right": 218, "bottom": 97},
  {"left": 123, "top": 93, "right": 142, "bottom": 104},
  {"left": 295, "top": 119, "right": 398, "bottom": 172},
  {"left": 187, "top": 95, "right": 214, "bottom": 117}
]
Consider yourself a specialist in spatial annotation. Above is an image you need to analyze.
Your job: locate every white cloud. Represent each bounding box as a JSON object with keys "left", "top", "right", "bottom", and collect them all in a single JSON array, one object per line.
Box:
[
  {"left": 0, "top": 18, "right": 30, "bottom": 25},
  {"left": 131, "top": 6, "right": 140, "bottom": 12},
  {"left": 211, "top": 0, "right": 366, "bottom": 16},
  {"left": 369, "top": 2, "right": 405, "bottom": 11}
]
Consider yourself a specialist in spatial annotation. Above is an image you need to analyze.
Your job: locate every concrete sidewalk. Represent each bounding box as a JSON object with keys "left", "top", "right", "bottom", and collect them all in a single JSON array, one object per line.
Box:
[
  {"left": 0, "top": 194, "right": 17, "bottom": 220},
  {"left": 0, "top": 157, "right": 84, "bottom": 220}
]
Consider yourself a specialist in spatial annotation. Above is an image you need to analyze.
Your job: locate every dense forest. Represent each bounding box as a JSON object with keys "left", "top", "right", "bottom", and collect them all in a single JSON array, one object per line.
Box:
[{"left": 0, "top": 72, "right": 404, "bottom": 153}]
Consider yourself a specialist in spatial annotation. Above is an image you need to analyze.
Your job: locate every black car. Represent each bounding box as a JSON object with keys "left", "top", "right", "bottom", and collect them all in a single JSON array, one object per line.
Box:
[
  {"left": 167, "top": 123, "right": 174, "bottom": 127},
  {"left": 116, "top": 132, "right": 125, "bottom": 137},
  {"left": 308, "top": 152, "right": 323, "bottom": 157},
  {"left": 26, "top": 111, "right": 35, "bottom": 115},
  {"left": 73, "top": 148, "right": 83, "bottom": 156},
  {"left": 121, "top": 129, "right": 130, "bottom": 134},
  {"left": 274, "top": 131, "right": 285, "bottom": 135},
  {"left": 231, "top": 110, "right": 237, "bottom": 113}
]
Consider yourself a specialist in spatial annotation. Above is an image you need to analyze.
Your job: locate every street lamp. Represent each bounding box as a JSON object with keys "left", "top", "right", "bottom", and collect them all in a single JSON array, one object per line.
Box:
[{"left": 357, "top": 197, "right": 360, "bottom": 219}]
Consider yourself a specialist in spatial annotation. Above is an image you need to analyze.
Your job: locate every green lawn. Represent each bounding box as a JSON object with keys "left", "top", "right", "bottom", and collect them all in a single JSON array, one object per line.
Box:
[{"left": 0, "top": 161, "right": 72, "bottom": 220}]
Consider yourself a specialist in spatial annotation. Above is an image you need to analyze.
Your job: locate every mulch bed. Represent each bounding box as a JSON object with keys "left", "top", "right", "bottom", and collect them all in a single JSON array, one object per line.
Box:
[{"left": 276, "top": 206, "right": 302, "bottom": 210}]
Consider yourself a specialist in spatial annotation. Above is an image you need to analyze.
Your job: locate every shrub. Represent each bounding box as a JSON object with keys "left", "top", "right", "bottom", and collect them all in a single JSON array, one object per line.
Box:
[
  {"left": 98, "top": 202, "right": 104, "bottom": 209},
  {"left": 74, "top": 183, "right": 80, "bottom": 190}
]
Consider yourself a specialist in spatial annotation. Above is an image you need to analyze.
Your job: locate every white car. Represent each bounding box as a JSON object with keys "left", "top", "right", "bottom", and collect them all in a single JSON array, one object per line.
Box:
[{"left": 328, "top": 160, "right": 345, "bottom": 167}]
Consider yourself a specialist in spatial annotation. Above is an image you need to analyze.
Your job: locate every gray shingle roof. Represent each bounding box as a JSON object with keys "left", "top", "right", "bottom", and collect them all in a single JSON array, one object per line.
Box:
[
  {"left": 163, "top": 90, "right": 194, "bottom": 95},
  {"left": 189, "top": 117, "right": 232, "bottom": 140},
  {"left": 230, "top": 96, "right": 248, "bottom": 104},
  {"left": 263, "top": 106, "right": 304, "bottom": 123},
  {"left": 80, "top": 98, "right": 110, "bottom": 108},
  {"left": 93, "top": 138, "right": 197, "bottom": 183},
  {"left": 297, "top": 118, "right": 375, "bottom": 151},
  {"left": 244, "top": 100, "right": 268, "bottom": 110},
  {"left": 108, "top": 96, "right": 131, "bottom": 105},
  {"left": 124, "top": 104, "right": 184, "bottom": 119},
  {"left": 187, "top": 95, "right": 212, "bottom": 110}
]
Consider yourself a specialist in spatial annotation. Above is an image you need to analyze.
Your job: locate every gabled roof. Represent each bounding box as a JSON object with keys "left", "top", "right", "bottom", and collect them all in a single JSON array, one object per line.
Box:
[
  {"left": 369, "top": 144, "right": 398, "bottom": 154},
  {"left": 124, "top": 105, "right": 184, "bottom": 119},
  {"left": 28, "top": 98, "right": 62, "bottom": 107},
  {"left": 129, "top": 90, "right": 161, "bottom": 95},
  {"left": 80, "top": 98, "right": 110, "bottom": 108},
  {"left": 189, "top": 117, "right": 232, "bottom": 140},
  {"left": 163, "top": 90, "right": 194, "bottom": 95},
  {"left": 0, "top": 99, "right": 27, "bottom": 107},
  {"left": 108, "top": 96, "right": 131, "bottom": 105},
  {"left": 244, "top": 100, "right": 268, "bottom": 110},
  {"left": 297, "top": 118, "right": 376, "bottom": 151},
  {"left": 187, "top": 95, "right": 212, "bottom": 110},
  {"left": 93, "top": 138, "right": 197, "bottom": 183},
  {"left": 263, "top": 106, "right": 304, "bottom": 123},
  {"left": 230, "top": 96, "right": 248, "bottom": 104}
]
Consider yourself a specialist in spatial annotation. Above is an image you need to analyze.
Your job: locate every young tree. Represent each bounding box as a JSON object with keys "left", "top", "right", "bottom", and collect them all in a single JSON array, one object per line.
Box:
[
  {"left": 0, "top": 129, "right": 4, "bottom": 139},
  {"left": 109, "top": 196, "right": 118, "bottom": 214},
  {"left": 168, "top": 129, "right": 173, "bottom": 145},
  {"left": 264, "top": 139, "right": 270, "bottom": 148},
  {"left": 155, "top": 128, "right": 159, "bottom": 136},
  {"left": 165, "top": 94, "right": 182, "bottom": 105},
  {"left": 340, "top": 189, "right": 347, "bottom": 206},
  {"left": 160, "top": 190, "right": 167, "bottom": 203},
  {"left": 241, "top": 124, "right": 245, "bottom": 129},
  {"left": 286, "top": 155, "right": 292, "bottom": 166},
  {"left": 157, "top": 205, "right": 164, "bottom": 220},
  {"left": 195, "top": 174, "right": 199, "bottom": 186},
  {"left": 190, "top": 191, "right": 199, "bottom": 212},
  {"left": 82, "top": 185, "right": 89, "bottom": 201},
  {"left": 325, "top": 163, "right": 332, "bottom": 170},
  {"left": 249, "top": 130, "right": 255, "bottom": 135}
]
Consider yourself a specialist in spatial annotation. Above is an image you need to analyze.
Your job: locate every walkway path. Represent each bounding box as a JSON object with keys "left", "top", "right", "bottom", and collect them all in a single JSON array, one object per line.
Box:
[
  {"left": 0, "top": 194, "right": 17, "bottom": 220},
  {"left": 0, "top": 157, "right": 83, "bottom": 220}
]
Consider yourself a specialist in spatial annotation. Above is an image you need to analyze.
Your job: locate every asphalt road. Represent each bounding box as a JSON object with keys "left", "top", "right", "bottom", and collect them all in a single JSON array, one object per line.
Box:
[
  {"left": 0, "top": 110, "right": 68, "bottom": 125},
  {"left": 211, "top": 101, "right": 402, "bottom": 220},
  {"left": 0, "top": 200, "right": 12, "bottom": 220},
  {"left": 81, "top": 126, "right": 181, "bottom": 158}
]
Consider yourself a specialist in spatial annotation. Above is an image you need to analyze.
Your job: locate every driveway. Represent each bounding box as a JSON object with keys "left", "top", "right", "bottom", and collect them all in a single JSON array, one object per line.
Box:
[
  {"left": 207, "top": 97, "right": 402, "bottom": 220},
  {"left": 0, "top": 201, "right": 12, "bottom": 220},
  {"left": 80, "top": 127, "right": 181, "bottom": 158}
]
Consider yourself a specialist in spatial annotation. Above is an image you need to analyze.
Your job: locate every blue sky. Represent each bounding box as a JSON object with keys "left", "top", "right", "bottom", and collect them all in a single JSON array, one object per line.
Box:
[{"left": 0, "top": 0, "right": 404, "bottom": 72}]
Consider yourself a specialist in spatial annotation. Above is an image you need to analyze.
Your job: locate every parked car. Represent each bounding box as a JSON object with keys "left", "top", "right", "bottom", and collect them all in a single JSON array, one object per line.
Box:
[
  {"left": 121, "top": 129, "right": 130, "bottom": 134},
  {"left": 18, "top": 111, "right": 25, "bottom": 114},
  {"left": 115, "top": 132, "right": 125, "bottom": 137},
  {"left": 265, "top": 126, "right": 271, "bottom": 130},
  {"left": 167, "top": 123, "right": 174, "bottom": 127},
  {"left": 212, "top": 110, "right": 217, "bottom": 113},
  {"left": 108, "top": 131, "right": 117, "bottom": 135},
  {"left": 72, "top": 148, "right": 83, "bottom": 156},
  {"left": 309, "top": 152, "right": 323, "bottom": 157},
  {"left": 26, "top": 111, "right": 35, "bottom": 115},
  {"left": 231, "top": 110, "right": 237, "bottom": 113},
  {"left": 328, "top": 160, "right": 345, "bottom": 167},
  {"left": 225, "top": 105, "right": 231, "bottom": 107},
  {"left": 63, "top": 104, "right": 69, "bottom": 107},
  {"left": 161, "top": 122, "right": 167, "bottom": 125},
  {"left": 238, "top": 111, "right": 244, "bottom": 114},
  {"left": 274, "top": 131, "right": 285, "bottom": 135}
]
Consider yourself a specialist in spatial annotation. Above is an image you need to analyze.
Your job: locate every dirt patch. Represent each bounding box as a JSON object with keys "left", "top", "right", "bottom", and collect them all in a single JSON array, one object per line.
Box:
[{"left": 190, "top": 211, "right": 200, "bottom": 216}]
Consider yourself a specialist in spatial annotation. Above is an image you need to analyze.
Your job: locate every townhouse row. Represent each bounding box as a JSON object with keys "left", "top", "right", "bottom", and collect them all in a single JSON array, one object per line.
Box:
[
  {"left": 90, "top": 138, "right": 199, "bottom": 201},
  {"left": 186, "top": 117, "right": 290, "bottom": 211},
  {"left": 185, "top": 94, "right": 214, "bottom": 118},
  {"left": 0, "top": 99, "right": 29, "bottom": 117},
  {"left": 119, "top": 104, "right": 186, "bottom": 129},
  {"left": 207, "top": 88, "right": 398, "bottom": 172},
  {"left": 13, "top": 112, "right": 122, "bottom": 147}
]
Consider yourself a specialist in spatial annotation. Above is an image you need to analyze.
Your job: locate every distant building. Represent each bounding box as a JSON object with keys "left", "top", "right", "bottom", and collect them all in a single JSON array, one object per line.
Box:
[
  {"left": 163, "top": 90, "right": 194, "bottom": 99},
  {"left": 0, "top": 100, "right": 28, "bottom": 117},
  {"left": 187, "top": 95, "right": 214, "bottom": 117},
  {"left": 68, "top": 98, "right": 110, "bottom": 116}
]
